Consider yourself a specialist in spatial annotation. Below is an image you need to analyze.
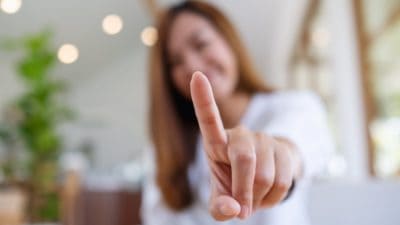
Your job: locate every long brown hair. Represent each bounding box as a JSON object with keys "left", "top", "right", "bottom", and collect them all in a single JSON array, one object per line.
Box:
[{"left": 149, "top": 0, "right": 273, "bottom": 211}]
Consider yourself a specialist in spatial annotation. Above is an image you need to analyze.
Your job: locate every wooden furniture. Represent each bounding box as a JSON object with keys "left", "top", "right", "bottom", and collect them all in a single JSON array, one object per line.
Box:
[
  {"left": 61, "top": 171, "right": 142, "bottom": 225},
  {"left": 0, "top": 188, "right": 27, "bottom": 225},
  {"left": 76, "top": 189, "right": 142, "bottom": 225}
]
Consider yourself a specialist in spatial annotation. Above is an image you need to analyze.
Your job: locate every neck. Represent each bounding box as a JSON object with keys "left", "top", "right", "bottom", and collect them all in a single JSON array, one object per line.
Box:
[{"left": 217, "top": 92, "right": 252, "bottom": 129}]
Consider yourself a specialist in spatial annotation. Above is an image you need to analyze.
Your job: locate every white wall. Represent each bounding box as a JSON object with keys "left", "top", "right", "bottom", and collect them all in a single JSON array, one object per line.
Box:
[
  {"left": 0, "top": 56, "right": 24, "bottom": 157},
  {"left": 60, "top": 47, "right": 149, "bottom": 168},
  {"left": 0, "top": 58, "right": 24, "bottom": 109},
  {"left": 210, "top": 0, "right": 309, "bottom": 88}
]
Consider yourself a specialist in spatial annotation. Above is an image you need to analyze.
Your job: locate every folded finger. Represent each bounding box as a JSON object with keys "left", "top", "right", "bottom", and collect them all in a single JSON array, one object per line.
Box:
[{"left": 227, "top": 127, "right": 256, "bottom": 219}]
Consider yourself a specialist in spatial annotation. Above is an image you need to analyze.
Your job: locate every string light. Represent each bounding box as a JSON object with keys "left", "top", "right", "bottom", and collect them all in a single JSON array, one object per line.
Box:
[
  {"left": 312, "top": 27, "right": 330, "bottom": 49},
  {"left": 102, "top": 14, "right": 123, "bottom": 35},
  {"left": 58, "top": 44, "right": 79, "bottom": 64},
  {"left": 0, "top": 0, "right": 22, "bottom": 14},
  {"left": 141, "top": 26, "right": 158, "bottom": 46}
]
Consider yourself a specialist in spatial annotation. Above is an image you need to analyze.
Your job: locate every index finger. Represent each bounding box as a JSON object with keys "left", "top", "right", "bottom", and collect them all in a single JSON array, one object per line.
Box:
[{"left": 190, "top": 71, "right": 227, "bottom": 147}]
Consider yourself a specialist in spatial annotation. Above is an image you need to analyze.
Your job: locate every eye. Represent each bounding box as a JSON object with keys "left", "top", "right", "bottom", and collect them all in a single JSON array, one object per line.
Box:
[{"left": 194, "top": 40, "right": 209, "bottom": 52}]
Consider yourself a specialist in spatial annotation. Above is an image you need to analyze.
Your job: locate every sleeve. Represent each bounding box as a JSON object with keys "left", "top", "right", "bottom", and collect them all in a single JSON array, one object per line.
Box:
[
  {"left": 140, "top": 146, "right": 200, "bottom": 225},
  {"left": 263, "top": 91, "right": 335, "bottom": 180}
]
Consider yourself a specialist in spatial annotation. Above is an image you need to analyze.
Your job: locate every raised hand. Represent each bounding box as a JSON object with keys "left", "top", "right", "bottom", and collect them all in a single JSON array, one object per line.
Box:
[{"left": 190, "top": 71, "right": 301, "bottom": 221}]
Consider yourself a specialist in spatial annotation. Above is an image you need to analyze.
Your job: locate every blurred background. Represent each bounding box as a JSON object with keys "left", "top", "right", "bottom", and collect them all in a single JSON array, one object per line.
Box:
[{"left": 0, "top": 0, "right": 399, "bottom": 225}]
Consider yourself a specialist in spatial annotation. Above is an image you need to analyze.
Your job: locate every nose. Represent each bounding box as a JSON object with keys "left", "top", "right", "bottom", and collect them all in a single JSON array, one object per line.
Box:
[{"left": 183, "top": 52, "right": 205, "bottom": 76}]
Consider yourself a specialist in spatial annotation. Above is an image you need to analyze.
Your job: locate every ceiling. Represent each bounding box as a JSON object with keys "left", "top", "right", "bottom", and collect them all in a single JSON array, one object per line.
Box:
[
  {"left": 0, "top": 0, "right": 306, "bottom": 87},
  {"left": 0, "top": 0, "right": 167, "bottom": 81}
]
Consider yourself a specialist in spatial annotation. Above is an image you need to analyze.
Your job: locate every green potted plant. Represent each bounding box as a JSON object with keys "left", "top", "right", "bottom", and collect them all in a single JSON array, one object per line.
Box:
[{"left": 0, "top": 29, "right": 73, "bottom": 223}]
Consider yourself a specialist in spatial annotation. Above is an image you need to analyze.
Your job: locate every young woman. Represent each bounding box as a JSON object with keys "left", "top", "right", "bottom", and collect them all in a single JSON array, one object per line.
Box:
[{"left": 142, "top": 1, "right": 333, "bottom": 225}]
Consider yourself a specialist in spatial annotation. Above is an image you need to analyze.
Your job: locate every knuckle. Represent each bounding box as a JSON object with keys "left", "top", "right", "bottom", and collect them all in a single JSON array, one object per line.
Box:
[
  {"left": 255, "top": 132, "right": 273, "bottom": 147},
  {"left": 274, "top": 178, "right": 291, "bottom": 192},
  {"left": 201, "top": 113, "right": 218, "bottom": 127},
  {"left": 254, "top": 172, "right": 274, "bottom": 189},
  {"left": 234, "top": 151, "right": 256, "bottom": 164},
  {"left": 197, "top": 97, "right": 213, "bottom": 108},
  {"left": 263, "top": 134, "right": 274, "bottom": 145}
]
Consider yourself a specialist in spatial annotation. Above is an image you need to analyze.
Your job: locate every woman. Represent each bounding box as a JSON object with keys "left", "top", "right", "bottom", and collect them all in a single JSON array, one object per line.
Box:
[{"left": 142, "top": 1, "right": 333, "bottom": 225}]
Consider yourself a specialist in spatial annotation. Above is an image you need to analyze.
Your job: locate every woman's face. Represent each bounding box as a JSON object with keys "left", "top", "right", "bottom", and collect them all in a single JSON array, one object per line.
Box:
[{"left": 167, "top": 12, "right": 239, "bottom": 102}]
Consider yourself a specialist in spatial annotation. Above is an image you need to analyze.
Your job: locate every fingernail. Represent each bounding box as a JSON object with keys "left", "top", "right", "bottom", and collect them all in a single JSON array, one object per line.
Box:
[{"left": 240, "top": 205, "right": 250, "bottom": 219}]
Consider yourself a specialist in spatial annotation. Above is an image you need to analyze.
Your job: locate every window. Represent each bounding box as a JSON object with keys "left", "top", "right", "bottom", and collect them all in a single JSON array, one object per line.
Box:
[
  {"left": 363, "top": 0, "right": 400, "bottom": 177},
  {"left": 289, "top": 0, "right": 400, "bottom": 178}
]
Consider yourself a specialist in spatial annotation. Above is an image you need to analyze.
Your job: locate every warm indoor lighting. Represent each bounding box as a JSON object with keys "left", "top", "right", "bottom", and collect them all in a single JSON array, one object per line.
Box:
[
  {"left": 102, "top": 14, "right": 123, "bottom": 35},
  {"left": 141, "top": 26, "right": 158, "bottom": 47},
  {"left": 312, "top": 27, "right": 330, "bottom": 49},
  {"left": 58, "top": 44, "right": 79, "bottom": 64},
  {"left": 0, "top": 0, "right": 22, "bottom": 14}
]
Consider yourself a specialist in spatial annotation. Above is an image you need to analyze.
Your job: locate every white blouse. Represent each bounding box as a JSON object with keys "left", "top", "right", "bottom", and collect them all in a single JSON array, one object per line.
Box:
[{"left": 141, "top": 91, "right": 334, "bottom": 225}]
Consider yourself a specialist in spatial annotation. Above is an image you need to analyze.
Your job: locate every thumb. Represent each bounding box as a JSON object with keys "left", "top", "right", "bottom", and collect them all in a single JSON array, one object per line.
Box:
[{"left": 209, "top": 181, "right": 241, "bottom": 221}]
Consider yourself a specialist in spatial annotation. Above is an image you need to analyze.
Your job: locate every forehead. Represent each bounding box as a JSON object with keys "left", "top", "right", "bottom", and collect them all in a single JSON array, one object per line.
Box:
[{"left": 167, "top": 12, "right": 216, "bottom": 52}]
